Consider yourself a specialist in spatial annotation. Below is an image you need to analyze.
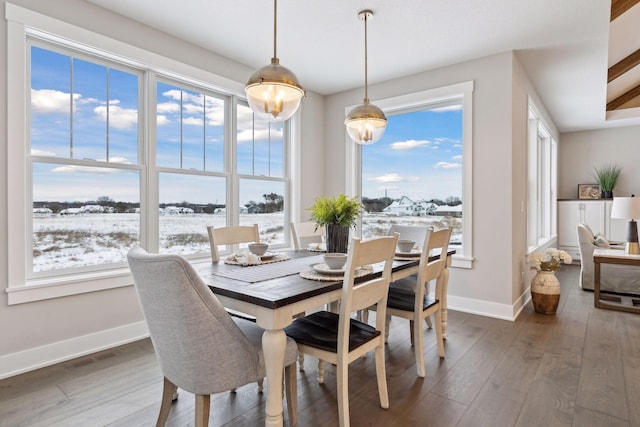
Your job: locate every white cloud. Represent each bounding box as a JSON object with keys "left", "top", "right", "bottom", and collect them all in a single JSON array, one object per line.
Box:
[
  {"left": 370, "top": 173, "right": 420, "bottom": 183},
  {"left": 31, "top": 148, "right": 57, "bottom": 156},
  {"left": 157, "top": 115, "right": 170, "bottom": 126},
  {"left": 390, "top": 139, "right": 430, "bottom": 150},
  {"left": 452, "top": 155, "right": 462, "bottom": 161},
  {"left": 52, "top": 165, "right": 121, "bottom": 174},
  {"left": 31, "top": 89, "right": 80, "bottom": 114},
  {"left": 183, "top": 117, "right": 204, "bottom": 126},
  {"left": 237, "top": 128, "right": 283, "bottom": 143},
  {"left": 157, "top": 102, "right": 180, "bottom": 114},
  {"left": 434, "top": 161, "right": 461, "bottom": 169},
  {"left": 93, "top": 103, "right": 138, "bottom": 129}
]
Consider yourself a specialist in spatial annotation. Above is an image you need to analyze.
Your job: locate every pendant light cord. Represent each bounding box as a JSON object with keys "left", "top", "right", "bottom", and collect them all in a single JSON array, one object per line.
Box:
[
  {"left": 273, "top": 0, "right": 278, "bottom": 59},
  {"left": 364, "top": 11, "right": 369, "bottom": 101}
]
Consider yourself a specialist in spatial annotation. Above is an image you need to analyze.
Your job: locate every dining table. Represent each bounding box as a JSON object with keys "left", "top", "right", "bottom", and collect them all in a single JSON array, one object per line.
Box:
[{"left": 196, "top": 248, "right": 455, "bottom": 427}]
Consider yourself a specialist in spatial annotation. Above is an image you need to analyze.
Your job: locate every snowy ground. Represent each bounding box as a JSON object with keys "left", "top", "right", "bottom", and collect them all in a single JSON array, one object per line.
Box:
[{"left": 32, "top": 212, "right": 462, "bottom": 272}]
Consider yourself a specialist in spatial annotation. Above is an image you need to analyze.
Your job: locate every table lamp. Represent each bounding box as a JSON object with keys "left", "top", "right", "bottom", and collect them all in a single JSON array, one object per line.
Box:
[{"left": 610, "top": 195, "right": 640, "bottom": 254}]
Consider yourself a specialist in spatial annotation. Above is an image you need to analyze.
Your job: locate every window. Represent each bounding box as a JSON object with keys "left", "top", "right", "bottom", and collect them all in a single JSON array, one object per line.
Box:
[
  {"left": 347, "top": 82, "right": 473, "bottom": 268},
  {"left": 527, "top": 103, "right": 557, "bottom": 249},
  {"left": 6, "top": 6, "right": 291, "bottom": 303}
]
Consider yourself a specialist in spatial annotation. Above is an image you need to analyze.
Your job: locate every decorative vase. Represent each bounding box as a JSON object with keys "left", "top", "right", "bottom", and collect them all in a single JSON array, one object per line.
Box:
[
  {"left": 325, "top": 224, "right": 350, "bottom": 253},
  {"left": 602, "top": 191, "right": 613, "bottom": 199},
  {"left": 530, "top": 270, "right": 561, "bottom": 314}
]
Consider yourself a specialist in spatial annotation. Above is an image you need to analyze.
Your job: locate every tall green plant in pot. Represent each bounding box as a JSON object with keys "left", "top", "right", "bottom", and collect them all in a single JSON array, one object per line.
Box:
[
  {"left": 308, "top": 194, "right": 363, "bottom": 253},
  {"left": 594, "top": 164, "right": 622, "bottom": 199}
]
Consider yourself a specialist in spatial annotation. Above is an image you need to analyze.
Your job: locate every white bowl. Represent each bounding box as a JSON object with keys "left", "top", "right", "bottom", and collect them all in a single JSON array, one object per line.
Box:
[
  {"left": 248, "top": 243, "right": 269, "bottom": 256},
  {"left": 324, "top": 253, "right": 348, "bottom": 270},
  {"left": 397, "top": 240, "right": 415, "bottom": 253}
]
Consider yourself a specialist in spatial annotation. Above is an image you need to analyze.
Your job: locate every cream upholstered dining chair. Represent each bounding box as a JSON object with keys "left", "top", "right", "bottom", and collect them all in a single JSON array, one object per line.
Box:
[
  {"left": 207, "top": 224, "right": 259, "bottom": 262},
  {"left": 284, "top": 233, "right": 399, "bottom": 427},
  {"left": 127, "top": 246, "right": 298, "bottom": 427},
  {"left": 385, "top": 226, "right": 452, "bottom": 378},
  {"left": 290, "top": 221, "right": 324, "bottom": 250}
]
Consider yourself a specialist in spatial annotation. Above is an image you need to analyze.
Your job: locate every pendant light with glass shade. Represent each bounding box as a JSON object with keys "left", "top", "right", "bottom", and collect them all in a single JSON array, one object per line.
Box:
[
  {"left": 345, "top": 10, "right": 387, "bottom": 145},
  {"left": 245, "top": 0, "right": 305, "bottom": 121}
]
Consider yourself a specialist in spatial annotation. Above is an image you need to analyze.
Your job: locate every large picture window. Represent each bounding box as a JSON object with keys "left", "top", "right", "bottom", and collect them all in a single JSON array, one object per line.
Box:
[
  {"left": 6, "top": 9, "right": 292, "bottom": 303},
  {"left": 347, "top": 82, "right": 473, "bottom": 267}
]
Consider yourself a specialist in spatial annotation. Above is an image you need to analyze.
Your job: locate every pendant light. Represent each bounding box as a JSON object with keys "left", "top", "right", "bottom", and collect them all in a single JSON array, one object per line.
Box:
[
  {"left": 345, "top": 10, "right": 387, "bottom": 145},
  {"left": 245, "top": 0, "right": 305, "bottom": 121}
]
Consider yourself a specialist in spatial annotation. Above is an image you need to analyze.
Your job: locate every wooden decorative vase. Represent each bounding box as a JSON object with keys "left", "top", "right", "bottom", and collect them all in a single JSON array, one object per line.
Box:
[{"left": 531, "top": 270, "right": 560, "bottom": 314}]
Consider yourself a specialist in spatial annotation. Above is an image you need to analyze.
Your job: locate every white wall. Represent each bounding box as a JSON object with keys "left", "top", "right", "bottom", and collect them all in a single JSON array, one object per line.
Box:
[{"left": 559, "top": 126, "right": 640, "bottom": 199}]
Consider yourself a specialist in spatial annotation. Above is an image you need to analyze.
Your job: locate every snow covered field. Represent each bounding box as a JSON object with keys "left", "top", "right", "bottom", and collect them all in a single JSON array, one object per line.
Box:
[{"left": 32, "top": 212, "right": 462, "bottom": 272}]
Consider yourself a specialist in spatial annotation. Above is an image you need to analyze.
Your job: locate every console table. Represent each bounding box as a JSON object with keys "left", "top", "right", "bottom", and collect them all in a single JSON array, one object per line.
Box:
[{"left": 593, "top": 248, "right": 640, "bottom": 313}]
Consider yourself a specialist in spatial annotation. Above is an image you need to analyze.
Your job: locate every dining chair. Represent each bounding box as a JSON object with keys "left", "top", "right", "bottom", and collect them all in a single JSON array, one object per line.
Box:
[
  {"left": 385, "top": 226, "right": 452, "bottom": 378},
  {"left": 387, "top": 224, "right": 432, "bottom": 331},
  {"left": 290, "top": 221, "right": 324, "bottom": 250},
  {"left": 127, "top": 246, "right": 298, "bottom": 427},
  {"left": 207, "top": 224, "right": 259, "bottom": 262},
  {"left": 284, "top": 233, "right": 399, "bottom": 427}
]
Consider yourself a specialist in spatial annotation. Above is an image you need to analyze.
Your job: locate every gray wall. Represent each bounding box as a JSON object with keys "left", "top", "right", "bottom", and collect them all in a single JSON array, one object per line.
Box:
[{"left": 559, "top": 126, "right": 640, "bottom": 199}]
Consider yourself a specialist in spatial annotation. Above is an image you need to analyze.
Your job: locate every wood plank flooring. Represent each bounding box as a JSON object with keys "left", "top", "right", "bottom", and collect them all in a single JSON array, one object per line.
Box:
[{"left": 2, "top": 265, "right": 639, "bottom": 426}]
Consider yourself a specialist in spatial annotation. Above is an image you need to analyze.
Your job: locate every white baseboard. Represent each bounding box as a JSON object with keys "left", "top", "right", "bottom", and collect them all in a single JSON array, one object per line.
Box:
[
  {"left": 0, "top": 321, "right": 149, "bottom": 380},
  {"left": 446, "top": 290, "right": 531, "bottom": 321}
]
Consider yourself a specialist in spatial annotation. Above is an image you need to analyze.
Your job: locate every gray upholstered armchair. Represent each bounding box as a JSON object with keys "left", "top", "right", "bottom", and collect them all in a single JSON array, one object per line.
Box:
[
  {"left": 576, "top": 223, "right": 640, "bottom": 293},
  {"left": 127, "top": 246, "right": 298, "bottom": 426}
]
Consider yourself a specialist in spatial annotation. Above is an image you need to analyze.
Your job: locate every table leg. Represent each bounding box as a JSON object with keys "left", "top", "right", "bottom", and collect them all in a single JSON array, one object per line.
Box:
[
  {"left": 262, "top": 329, "right": 286, "bottom": 427},
  {"left": 594, "top": 259, "right": 601, "bottom": 308}
]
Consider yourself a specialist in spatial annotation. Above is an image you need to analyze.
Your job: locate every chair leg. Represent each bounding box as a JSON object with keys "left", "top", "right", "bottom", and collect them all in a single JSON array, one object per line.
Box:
[
  {"left": 375, "top": 343, "right": 389, "bottom": 409},
  {"left": 336, "top": 358, "right": 350, "bottom": 427},
  {"left": 285, "top": 363, "right": 298, "bottom": 427},
  {"left": 384, "top": 315, "right": 391, "bottom": 343},
  {"left": 157, "top": 377, "right": 177, "bottom": 427},
  {"left": 317, "top": 360, "right": 325, "bottom": 384},
  {"left": 434, "top": 308, "right": 445, "bottom": 359},
  {"left": 194, "top": 394, "right": 210, "bottom": 427},
  {"left": 298, "top": 352, "right": 305, "bottom": 371},
  {"left": 257, "top": 378, "right": 264, "bottom": 392},
  {"left": 409, "top": 320, "right": 415, "bottom": 346},
  {"left": 424, "top": 315, "right": 433, "bottom": 329},
  {"left": 414, "top": 315, "right": 426, "bottom": 378}
]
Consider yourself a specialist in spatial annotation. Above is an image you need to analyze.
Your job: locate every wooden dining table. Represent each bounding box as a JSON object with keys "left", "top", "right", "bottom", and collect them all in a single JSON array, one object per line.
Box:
[{"left": 196, "top": 249, "right": 454, "bottom": 427}]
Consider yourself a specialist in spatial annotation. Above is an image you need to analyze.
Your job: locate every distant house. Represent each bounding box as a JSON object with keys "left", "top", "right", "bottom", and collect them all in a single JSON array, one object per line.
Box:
[
  {"left": 80, "top": 205, "right": 104, "bottom": 213},
  {"left": 412, "top": 200, "right": 438, "bottom": 216},
  {"left": 59, "top": 208, "right": 82, "bottom": 215},
  {"left": 433, "top": 204, "right": 462, "bottom": 217},
  {"left": 33, "top": 207, "right": 53, "bottom": 216},
  {"left": 383, "top": 196, "right": 414, "bottom": 215},
  {"left": 163, "top": 206, "right": 194, "bottom": 214}
]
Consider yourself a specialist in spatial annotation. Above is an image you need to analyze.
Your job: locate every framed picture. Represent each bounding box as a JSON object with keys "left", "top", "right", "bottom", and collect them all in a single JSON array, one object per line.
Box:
[{"left": 578, "top": 184, "right": 600, "bottom": 200}]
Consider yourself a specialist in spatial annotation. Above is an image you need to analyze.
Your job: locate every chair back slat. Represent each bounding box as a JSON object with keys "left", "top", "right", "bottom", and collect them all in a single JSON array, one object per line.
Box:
[
  {"left": 291, "top": 221, "right": 324, "bottom": 250},
  {"left": 207, "top": 224, "right": 259, "bottom": 262}
]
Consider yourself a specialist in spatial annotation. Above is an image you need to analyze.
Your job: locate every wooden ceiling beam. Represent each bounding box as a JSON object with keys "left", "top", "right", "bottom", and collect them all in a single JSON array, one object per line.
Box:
[
  {"left": 608, "top": 48, "right": 640, "bottom": 82},
  {"left": 611, "top": 0, "right": 640, "bottom": 21},
  {"left": 606, "top": 83, "right": 640, "bottom": 110}
]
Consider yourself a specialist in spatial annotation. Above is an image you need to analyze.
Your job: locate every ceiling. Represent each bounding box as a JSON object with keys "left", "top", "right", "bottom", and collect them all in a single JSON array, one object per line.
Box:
[{"left": 85, "top": 0, "right": 640, "bottom": 133}]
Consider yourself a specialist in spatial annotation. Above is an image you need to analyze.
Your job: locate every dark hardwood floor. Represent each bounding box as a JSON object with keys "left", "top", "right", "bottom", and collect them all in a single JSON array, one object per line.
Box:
[{"left": 2, "top": 265, "right": 639, "bottom": 426}]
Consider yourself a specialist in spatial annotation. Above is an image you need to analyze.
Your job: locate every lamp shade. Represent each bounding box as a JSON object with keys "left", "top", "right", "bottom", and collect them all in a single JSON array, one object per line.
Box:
[
  {"left": 245, "top": 58, "right": 305, "bottom": 121},
  {"left": 610, "top": 197, "right": 640, "bottom": 219},
  {"left": 345, "top": 101, "right": 387, "bottom": 145}
]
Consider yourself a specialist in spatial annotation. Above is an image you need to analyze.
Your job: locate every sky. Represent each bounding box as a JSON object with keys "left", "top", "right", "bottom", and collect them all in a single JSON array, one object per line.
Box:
[
  {"left": 30, "top": 44, "right": 461, "bottom": 207},
  {"left": 362, "top": 106, "right": 463, "bottom": 202}
]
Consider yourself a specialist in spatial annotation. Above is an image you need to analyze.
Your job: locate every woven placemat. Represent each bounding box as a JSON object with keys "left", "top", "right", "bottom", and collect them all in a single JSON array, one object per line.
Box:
[
  {"left": 299, "top": 265, "right": 373, "bottom": 282},
  {"left": 224, "top": 253, "right": 291, "bottom": 266}
]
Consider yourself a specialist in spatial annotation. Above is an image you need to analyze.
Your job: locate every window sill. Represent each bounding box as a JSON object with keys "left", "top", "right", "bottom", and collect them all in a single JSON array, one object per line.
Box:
[{"left": 6, "top": 268, "right": 133, "bottom": 305}]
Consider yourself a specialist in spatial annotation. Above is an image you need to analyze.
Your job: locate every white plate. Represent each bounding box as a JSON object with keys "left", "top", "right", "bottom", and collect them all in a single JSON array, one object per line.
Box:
[
  {"left": 395, "top": 250, "right": 421, "bottom": 257},
  {"left": 312, "top": 263, "right": 345, "bottom": 275},
  {"left": 260, "top": 252, "right": 277, "bottom": 261}
]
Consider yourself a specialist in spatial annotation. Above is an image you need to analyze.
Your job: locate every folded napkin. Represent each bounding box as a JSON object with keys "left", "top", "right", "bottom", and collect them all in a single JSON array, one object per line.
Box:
[{"left": 226, "top": 251, "right": 261, "bottom": 266}]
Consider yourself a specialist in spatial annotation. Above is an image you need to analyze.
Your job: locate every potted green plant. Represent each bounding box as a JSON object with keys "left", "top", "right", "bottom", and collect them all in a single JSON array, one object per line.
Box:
[
  {"left": 308, "top": 194, "right": 363, "bottom": 253},
  {"left": 594, "top": 164, "right": 622, "bottom": 199}
]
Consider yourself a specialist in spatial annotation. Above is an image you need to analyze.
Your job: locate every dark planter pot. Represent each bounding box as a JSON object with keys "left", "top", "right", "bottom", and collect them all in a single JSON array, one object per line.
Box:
[
  {"left": 325, "top": 224, "right": 350, "bottom": 254},
  {"left": 601, "top": 191, "right": 613, "bottom": 199}
]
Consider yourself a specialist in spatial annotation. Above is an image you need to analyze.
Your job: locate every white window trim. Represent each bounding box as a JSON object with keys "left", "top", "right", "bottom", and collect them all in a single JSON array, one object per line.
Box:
[
  {"left": 5, "top": 3, "right": 295, "bottom": 304},
  {"left": 345, "top": 81, "right": 474, "bottom": 268}
]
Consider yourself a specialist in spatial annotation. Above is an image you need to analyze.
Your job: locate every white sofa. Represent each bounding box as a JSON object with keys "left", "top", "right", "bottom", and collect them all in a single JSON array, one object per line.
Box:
[{"left": 577, "top": 222, "right": 640, "bottom": 293}]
